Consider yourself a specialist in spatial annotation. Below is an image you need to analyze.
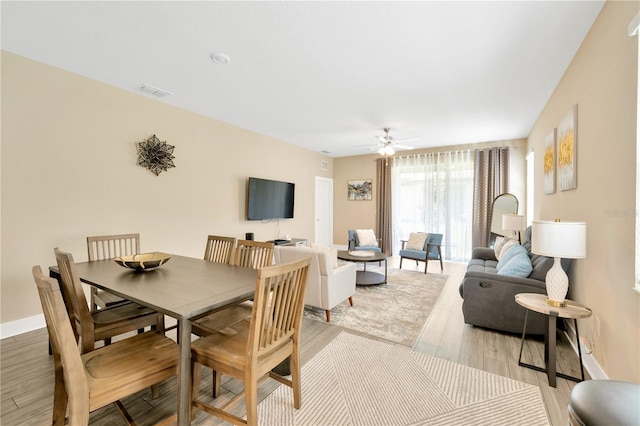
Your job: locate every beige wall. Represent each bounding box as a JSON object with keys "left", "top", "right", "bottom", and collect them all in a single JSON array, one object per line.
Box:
[
  {"left": 1, "top": 51, "right": 331, "bottom": 324},
  {"left": 333, "top": 139, "right": 527, "bottom": 248},
  {"left": 528, "top": 0, "right": 639, "bottom": 381}
]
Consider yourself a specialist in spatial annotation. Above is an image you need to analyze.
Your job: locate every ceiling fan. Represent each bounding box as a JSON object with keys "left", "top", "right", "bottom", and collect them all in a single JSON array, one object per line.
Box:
[{"left": 372, "top": 128, "right": 416, "bottom": 156}]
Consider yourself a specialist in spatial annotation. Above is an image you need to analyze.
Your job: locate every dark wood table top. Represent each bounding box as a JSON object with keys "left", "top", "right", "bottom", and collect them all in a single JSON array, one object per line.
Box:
[
  {"left": 337, "top": 250, "right": 387, "bottom": 263},
  {"left": 66, "top": 254, "right": 258, "bottom": 320}
]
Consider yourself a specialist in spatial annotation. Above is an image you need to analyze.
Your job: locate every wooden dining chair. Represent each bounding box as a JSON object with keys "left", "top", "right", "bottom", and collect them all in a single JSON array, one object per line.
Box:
[
  {"left": 54, "top": 247, "right": 164, "bottom": 354},
  {"left": 204, "top": 235, "right": 237, "bottom": 264},
  {"left": 232, "top": 239, "right": 274, "bottom": 269},
  {"left": 32, "top": 265, "right": 179, "bottom": 426},
  {"left": 87, "top": 233, "right": 140, "bottom": 311},
  {"left": 190, "top": 257, "right": 311, "bottom": 426},
  {"left": 191, "top": 239, "right": 274, "bottom": 338}
]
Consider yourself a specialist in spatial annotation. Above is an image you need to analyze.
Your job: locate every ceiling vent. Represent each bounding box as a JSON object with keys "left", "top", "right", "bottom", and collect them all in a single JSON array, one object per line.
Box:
[{"left": 137, "top": 84, "right": 172, "bottom": 98}]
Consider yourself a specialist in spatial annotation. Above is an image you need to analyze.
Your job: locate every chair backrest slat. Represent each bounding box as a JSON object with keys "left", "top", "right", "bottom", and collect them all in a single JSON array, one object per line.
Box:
[
  {"left": 32, "top": 265, "right": 90, "bottom": 424},
  {"left": 204, "top": 235, "right": 237, "bottom": 264},
  {"left": 87, "top": 233, "right": 140, "bottom": 261},
  {"left": 248, "top": 258, "right": 309, "bottom": 358},
  {"left": 233, "top": 240, "right": 274, "bottom": 269},
  {"left": 54, "top": 248, "right": 95, "bottom": 353}
]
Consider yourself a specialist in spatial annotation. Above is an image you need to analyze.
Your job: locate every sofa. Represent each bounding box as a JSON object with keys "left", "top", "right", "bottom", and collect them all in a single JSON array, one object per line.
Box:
[
  {"left": 458, "top": 227, "right": 571, "bottom": 334},
  {"left": 273, "top": 245, "right": 357, "bottom": 322}
]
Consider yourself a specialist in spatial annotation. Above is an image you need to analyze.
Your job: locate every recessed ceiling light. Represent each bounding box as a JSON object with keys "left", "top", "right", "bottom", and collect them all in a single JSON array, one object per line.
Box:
[{"left": 210, "top": 52, "right": 231, "bottom": 64}]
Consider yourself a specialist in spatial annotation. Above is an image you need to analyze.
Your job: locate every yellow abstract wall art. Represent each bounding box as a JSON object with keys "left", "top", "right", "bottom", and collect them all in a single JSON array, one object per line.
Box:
[
  {"left": 544, "top": 129, "right": 557, "bottom": 194},
  {"left": 557, "top": 105, "right": 578, "bottom": 191}
]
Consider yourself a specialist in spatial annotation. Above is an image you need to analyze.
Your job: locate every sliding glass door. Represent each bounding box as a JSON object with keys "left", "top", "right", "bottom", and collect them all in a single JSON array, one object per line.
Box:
[{"left": 391, "top": 151, "right": 474, "bottom": 262}]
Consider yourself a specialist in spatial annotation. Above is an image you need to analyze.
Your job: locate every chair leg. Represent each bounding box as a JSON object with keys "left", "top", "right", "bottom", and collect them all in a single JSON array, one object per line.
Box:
[
  {"left": 424, "top": 259, "right": 429, "bottom": 274},
  {"left": 151, "top": 384, "right": 160, "bottom": 399},
  {"left": 190, "top": 360, "right": 201, "bottom": 420},
  {"left": 212, "top": 369, "right": 222, "bottom": 398},
  {"left": 291, "top": 344, "right": 302, "bottom": 409},
  {"left": 399, "top": 257, "right": 403, "bottom": 269},
  {"left": 348, "top": 296, "right": 353, "bottom": 306},
  {"left": 244, "top": 372, "right": 259, "bottom": 426},
  {"left": 325, "top": 310, "right": 331, "bottom": 322}
]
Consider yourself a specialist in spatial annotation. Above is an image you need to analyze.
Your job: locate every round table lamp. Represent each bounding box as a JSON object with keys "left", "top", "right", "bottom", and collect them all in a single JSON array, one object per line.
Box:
[{"left": 531, "top": 219, "right": 587, "bottom": 306}]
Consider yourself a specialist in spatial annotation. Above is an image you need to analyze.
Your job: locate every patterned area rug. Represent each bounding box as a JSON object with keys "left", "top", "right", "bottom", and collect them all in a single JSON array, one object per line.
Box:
[
  {"left": 303, "top": 268, "right": 447, "bottom": 346},
  {"left": 258, "top": 333, "right": 549, "bottom": 426}
]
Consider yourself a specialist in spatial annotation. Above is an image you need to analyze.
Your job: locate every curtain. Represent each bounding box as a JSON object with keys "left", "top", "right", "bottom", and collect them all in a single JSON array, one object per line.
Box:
[
  {"left": 390, "top": 150, "right": 474, "bottom": 262},
  {"left": 376, "top": 158, "right": 392, "bottom": 255},
  {"left": 472, "top": 147, "right": 509, "bottom": 248}
]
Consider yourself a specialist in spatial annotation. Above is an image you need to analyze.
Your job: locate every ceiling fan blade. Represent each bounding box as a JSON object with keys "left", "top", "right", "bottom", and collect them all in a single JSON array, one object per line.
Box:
[
  {"left": 395, "top": 136, "right": 421, "bottom": 143},
  {"left": 394, "top": 144, "right": 415, "bottom": 150}
]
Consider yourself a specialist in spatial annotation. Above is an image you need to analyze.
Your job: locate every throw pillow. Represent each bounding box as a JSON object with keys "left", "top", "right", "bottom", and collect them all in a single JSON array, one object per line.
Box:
[
  {"left": 497, "top": 238, "right": 518, "bottom": 261},
  {"left": 497, "top": 244, "right": 526, "bottom": 270},
  {"left": 497, "top": 249, "right": 533, "bottom": 278},
  {"left": 355, "top": 229, "right": 378, "bottom": 247},
  {"left": 310, "top": 243, "right": 339, "bottom": 269},
  {"left": 494, "top": 236, "right": 506, "bottom": 259},
  {"left": 406, "top": 232, "right": 428, "bottom": 250}
]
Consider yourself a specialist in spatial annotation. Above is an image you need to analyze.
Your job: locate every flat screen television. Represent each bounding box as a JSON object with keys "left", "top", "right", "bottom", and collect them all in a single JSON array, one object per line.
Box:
[{"left": 247, "top": 177, "right": 295, "bottom": 220}]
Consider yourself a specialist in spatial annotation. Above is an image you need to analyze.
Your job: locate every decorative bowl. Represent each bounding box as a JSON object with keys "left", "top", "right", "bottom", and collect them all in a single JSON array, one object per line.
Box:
[
  {"left": 348, "top": 250, "right": 375, "bottom": 257},
  {"left": 114, "top": 252, "right": 172, "bottom": 271}
]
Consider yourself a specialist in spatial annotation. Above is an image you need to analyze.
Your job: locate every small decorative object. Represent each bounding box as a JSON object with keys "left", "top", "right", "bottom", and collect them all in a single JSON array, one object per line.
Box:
[
  {"left": 114, "top": 252, "right": 172, "bottom": 271},
  {"left": 348, "top": 250, "right": 375, "bottom": 257},
  {"left": 544, "top": 129, "right": 556, "bottom": 194},
  {"left": 531, "top": 219, "right": 586, "bottom": 306},
  {"left": 137, "top": 135, "right": 175, "bottom": 176},
  {"left": 557, "top": 105, "right": 578, "bottom": 191},
  {"left": 348, "top": 179, "right": 372, "bottom": 200}
]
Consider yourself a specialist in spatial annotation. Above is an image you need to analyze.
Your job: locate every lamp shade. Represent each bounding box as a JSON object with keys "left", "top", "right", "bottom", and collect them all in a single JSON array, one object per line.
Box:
[
  {"left": 531, "top": 220, "right": 587, "bottom": 259},
  {"left": 502, "top": 214, "right": 526, "bottom": 231}
]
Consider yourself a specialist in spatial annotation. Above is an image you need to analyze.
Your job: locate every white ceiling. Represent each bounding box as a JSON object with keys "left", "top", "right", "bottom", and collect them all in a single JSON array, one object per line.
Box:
[{"left": 1, "top": 1, "right": 605, "bottom": 157}]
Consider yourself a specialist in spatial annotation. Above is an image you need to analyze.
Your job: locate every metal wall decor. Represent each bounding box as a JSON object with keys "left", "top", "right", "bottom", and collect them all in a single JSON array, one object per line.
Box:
[{"left": 137, "top": 135, "right": 175, "bottom": 176}]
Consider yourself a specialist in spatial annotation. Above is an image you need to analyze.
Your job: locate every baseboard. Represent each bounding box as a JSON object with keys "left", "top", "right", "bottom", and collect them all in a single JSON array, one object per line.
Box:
[
  {"left": 563, "top": 319, "right": 609, "bottom": 380},
  {"left": 0, "top": 314, "right": 46, "bottom": 340}
]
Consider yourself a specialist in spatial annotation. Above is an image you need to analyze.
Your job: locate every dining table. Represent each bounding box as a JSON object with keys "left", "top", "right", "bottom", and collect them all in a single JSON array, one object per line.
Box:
[{"left": 51, "top": 254, "right": 258, "bottom": 426}]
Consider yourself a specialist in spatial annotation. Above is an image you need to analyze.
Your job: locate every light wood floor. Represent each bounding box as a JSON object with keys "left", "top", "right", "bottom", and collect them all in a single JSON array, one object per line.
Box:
[{"left": 1, "top": 258, "right": 586, "bottom": 425}]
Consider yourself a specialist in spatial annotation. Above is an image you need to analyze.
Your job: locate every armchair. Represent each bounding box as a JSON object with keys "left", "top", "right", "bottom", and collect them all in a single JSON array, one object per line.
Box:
[
  {"left": 348, "top": 229, "right": 382, "bottom": 253},
  {"left": 274, "top": 245, "right": 356, "bottom": 322},
  {"left": 399, "top": 232, "right": 443, "bottom": 273}
]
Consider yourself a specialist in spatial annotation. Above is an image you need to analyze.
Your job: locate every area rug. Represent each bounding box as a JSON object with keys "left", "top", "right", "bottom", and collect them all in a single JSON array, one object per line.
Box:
[
  {"left": 303, "top": 268, "right": 447, "bottom": 346},
  {"left": 258, "top": 333, "right": 549, "bottom": 426}
]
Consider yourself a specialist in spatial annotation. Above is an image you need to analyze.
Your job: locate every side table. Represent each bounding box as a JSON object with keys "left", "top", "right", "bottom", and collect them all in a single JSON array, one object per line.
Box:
[{"left": 515, "top": 293, "right": 592, "bottom": 387}]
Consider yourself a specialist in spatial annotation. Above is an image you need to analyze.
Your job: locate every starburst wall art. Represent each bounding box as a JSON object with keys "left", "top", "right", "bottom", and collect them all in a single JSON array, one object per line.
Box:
[{"left": 137, "top": 134, "right": 175, "bottom": 176}]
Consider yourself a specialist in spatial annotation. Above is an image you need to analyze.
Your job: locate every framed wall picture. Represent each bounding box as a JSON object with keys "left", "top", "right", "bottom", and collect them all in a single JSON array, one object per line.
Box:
[
  {"left": 558, "top": 105, "right": 578, "bottom": 191},
  {"left": 544, "top": 129, "right": 557, "bottom": 194},
  {"left": 348, "top": 179, "right": 372, "bottom": 200}
]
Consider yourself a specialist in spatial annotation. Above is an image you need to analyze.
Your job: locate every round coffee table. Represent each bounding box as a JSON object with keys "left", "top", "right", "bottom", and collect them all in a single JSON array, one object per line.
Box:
[{"left": 337, "top": 250, "right": 387, "bottom": 285}]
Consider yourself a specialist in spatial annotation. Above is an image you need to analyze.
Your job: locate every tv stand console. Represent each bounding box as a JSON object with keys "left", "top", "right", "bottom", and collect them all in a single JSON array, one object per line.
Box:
[{"left": 267, "top": 238, "right": 307, "bottom": 247}]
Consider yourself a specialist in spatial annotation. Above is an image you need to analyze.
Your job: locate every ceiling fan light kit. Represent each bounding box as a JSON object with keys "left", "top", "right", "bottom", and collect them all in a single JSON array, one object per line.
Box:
[
  {"left": 373, "top": 127, "right": 415, "bottom": 158},
  {"left": 378, "top": 146, "right": 395, "bottom": 156}
]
